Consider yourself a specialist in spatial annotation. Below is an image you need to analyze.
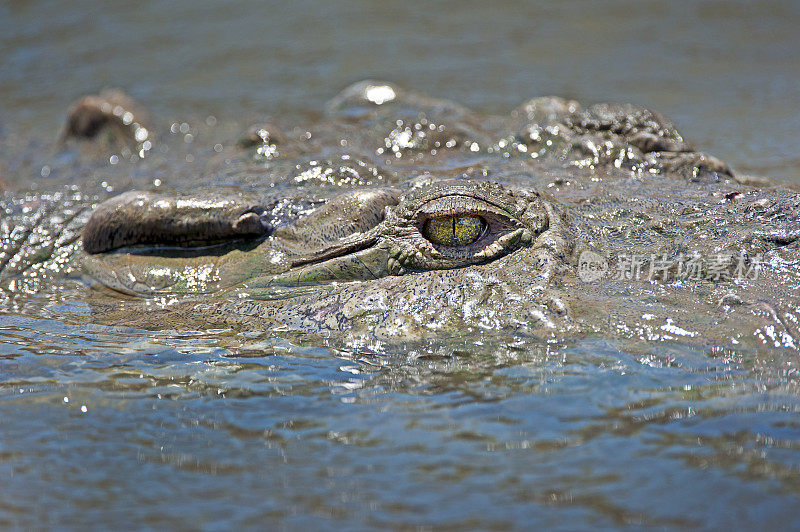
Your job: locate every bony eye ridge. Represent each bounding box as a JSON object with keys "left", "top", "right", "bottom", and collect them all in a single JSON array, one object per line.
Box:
[{"left": 422, "top": 215, "right": 486, "bottom": 247}]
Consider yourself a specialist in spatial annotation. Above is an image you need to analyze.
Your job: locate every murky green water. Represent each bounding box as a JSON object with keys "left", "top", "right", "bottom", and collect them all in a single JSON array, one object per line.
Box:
[{"left": 2, "top": 1, "right": 800, "bottom": 529}]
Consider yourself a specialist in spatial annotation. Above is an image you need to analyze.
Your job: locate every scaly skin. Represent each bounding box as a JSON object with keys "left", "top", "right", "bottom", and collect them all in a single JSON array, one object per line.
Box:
[{"left": 2, "top": 81, "right": 799, "bottom": 350}]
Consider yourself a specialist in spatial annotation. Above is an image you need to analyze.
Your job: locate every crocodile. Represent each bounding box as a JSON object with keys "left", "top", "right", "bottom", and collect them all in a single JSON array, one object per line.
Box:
[{"left": 1, "top": 80, "right": 799, "bottom": 350}]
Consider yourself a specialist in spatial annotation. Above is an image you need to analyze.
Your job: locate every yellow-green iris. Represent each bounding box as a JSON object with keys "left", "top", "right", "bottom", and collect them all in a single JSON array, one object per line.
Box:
[{"left": 422, "top": 215, "right": 485, "bottom": 247}]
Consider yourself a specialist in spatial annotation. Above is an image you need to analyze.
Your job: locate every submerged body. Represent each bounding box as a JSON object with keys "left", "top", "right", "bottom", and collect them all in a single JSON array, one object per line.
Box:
[{"left": 2, "top": 81, "right": 799, "bottom": 350}]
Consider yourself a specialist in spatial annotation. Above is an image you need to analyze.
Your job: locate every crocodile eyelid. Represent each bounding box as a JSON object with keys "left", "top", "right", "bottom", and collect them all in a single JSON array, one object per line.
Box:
[
  {"left": 417, "top": 191, "right": 512, "bottom": 212},
  {"left": 416, "top": 195, "right": 514, "bottom": 220}
]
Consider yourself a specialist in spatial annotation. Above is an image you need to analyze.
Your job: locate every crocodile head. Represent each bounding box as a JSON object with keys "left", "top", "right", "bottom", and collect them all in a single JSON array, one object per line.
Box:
[
  {"left": 81, "top": 177, "right": 575, "bottom": 340},
  {"left": 20, "top": 79, "right": 794, "bottom": 349}
]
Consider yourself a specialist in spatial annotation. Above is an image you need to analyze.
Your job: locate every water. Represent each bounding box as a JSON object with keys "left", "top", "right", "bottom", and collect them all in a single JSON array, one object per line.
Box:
[{"left": 2, "top": 1, "right": 800, "bottom": 529}]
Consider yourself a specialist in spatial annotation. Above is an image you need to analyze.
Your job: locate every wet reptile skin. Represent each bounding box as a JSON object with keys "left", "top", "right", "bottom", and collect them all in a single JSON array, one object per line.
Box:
[{"left": 2, "top": 81, "right": 799, "bottom": 350}]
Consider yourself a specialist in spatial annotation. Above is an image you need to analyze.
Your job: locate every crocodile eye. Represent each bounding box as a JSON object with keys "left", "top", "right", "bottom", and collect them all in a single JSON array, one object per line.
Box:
[{"left": 422, "top": 215, "right": 486, "bottom": 247}]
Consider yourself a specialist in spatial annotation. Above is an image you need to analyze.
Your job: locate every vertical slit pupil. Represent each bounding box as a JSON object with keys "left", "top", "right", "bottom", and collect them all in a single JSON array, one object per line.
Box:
[{"left": 422, "top": 215, "right": 486, "bottom": 247}]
